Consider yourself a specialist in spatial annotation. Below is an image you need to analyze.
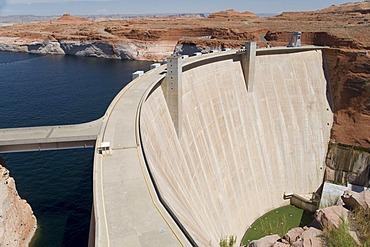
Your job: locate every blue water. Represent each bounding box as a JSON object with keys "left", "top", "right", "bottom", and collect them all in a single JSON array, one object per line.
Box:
[{"left": 0, "top": 52, "right": 152, "bottom": 247}]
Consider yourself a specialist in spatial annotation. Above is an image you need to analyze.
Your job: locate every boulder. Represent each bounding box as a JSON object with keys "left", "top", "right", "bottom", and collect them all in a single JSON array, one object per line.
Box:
[
  {"left": 300, "top": 227, "right": 323, "bottom": 247},
  {"left": 291, "top": 240, "right": 304, "bottom": 247},
  {"left": 291, "top": 227, "right": 323, "bottom": 247},
  {"left": 341, "top": 190, "right": 370, "bottom": 210},
  {"left": 315, "top": 205, "right": 349, "bottom": 229},
  {"left": 247, "top": 234, "right": 280, "bottom": 247},
  {"left": 284, "top": 227, "right": 304, "bottom": 243}
]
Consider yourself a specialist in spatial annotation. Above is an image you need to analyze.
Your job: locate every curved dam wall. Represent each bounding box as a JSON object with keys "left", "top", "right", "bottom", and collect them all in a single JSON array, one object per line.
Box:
[{"left": 139, "top": 50, "right": 333, "bottom": 245}]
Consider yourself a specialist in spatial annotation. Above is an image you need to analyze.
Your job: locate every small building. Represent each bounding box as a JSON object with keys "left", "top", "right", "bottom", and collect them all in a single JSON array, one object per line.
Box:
[
  {"left": 288, "top": 32, "right": 302, "bottom": 47},
  {"left": 132, "top": 70, "right": 144, "bottom": 80},
  {"left": 150, "top": 63, "right": 161, "bottom": 70},
  {"left": 98, "top": 142, "right": 112, "bottom": 155}
]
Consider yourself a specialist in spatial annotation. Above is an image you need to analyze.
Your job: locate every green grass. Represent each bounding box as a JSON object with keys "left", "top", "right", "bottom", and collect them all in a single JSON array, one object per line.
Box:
[
  {"left": 241, "top": 205, "right": 314, "bottom": 245},
  {"left": 349, "top": 207, "right": 370, "bottom": 247},
  {"left": 219, "top": 235, "right": 237, "bottom": 247},
  {"left": 323, "top": 219, "right": 359, "bottom": 247}
]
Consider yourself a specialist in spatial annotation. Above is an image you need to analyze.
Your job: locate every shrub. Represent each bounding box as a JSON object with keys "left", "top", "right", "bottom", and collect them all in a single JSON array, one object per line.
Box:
[
  {"left": 349, "top": 207, "right": 370, "bottom": 246},
  {"left": 322, "top": 218, "right": 359, "bottom": 247},
  {"left": 219, "top": 235, "right": 237, "bottom": 247}
]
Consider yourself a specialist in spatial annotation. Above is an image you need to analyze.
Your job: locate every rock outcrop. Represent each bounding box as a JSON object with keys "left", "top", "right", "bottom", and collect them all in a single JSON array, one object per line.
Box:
[
  {"left": 56, "top": 13, "right": 90, "bottom": 23},
  {"left": 0, "top": 37, "right": 177, "bottom": 61},
  {"left": 341, "top": 190, "right": 370, "bottom": 210},
  {"left": 284, "top": 227, "right": 304, "bottom": 244},
  {"left": 0, "top": 165, "right": 37, "bottom": 246},
  {"left": 292, "top": 227, "right": 323, "bottom": 247},
  {"left": 207, "top": 9, "right": 258, "bottom": 19},
  {"left": 315, "top": 205, "right": 349, "bottom": 229},
  {"left": 325, "top": 142, "right": 370, "bottom": 186},
  {"left": 0, "top": 1, "right": 368, "bottom": 62}
]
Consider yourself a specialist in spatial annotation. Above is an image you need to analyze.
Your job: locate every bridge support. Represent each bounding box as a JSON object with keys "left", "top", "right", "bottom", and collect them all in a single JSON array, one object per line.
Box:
[
  {"left": 241, "top": 41, "right": 256, "bottom": 92},
  {"left": 163, "top": 55, "right": 182, "bottom": 137}
]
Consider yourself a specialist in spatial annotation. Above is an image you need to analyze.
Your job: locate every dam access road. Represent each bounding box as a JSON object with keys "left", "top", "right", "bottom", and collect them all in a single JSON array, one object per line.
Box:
[{"left": 0, "top": 44, "right": 333, "bottom": 246}]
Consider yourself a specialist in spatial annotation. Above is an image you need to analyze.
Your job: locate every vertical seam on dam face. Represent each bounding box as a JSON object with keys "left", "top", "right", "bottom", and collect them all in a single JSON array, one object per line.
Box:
[{"left": 140, "top": 49, "right": 333, "bottom": 246}]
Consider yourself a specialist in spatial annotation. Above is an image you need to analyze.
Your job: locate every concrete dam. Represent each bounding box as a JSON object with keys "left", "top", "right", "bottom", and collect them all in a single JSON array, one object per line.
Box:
[
  {"left": 0, "top": 45, "right": 333, "bottom": 246},
  {"left": 139, "top": 47, "right": 333, "bottom": 245}
]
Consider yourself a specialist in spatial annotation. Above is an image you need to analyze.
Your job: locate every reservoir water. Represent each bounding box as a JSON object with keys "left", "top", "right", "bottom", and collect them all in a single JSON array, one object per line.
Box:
[{"left": 0, "top": 51, "right": 152, "bottom": 246}]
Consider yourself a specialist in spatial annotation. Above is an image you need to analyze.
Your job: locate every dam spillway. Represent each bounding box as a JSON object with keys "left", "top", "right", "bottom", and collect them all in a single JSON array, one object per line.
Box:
[{"left": 139, "top": 49, "right": 333, "bottom": 245}]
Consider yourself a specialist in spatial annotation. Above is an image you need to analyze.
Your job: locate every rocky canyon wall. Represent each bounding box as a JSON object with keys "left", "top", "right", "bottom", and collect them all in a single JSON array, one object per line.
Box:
[
  {"left": 0, "top": 164, "right": 37, "bottom": 246},
  {"left": 322, "top": 48, "right": 370, "bottom": 187},
  {"left": 326, "top": 142, "right": 370, "bottom": 186},
  {"left": 0, "top": 38, "right": 177, "bottom": 61},
  {"left": 323, "top": 49, "right": 370, "bottom": 148}
]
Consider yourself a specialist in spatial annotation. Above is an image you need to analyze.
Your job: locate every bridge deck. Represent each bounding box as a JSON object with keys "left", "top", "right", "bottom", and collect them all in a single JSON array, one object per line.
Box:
[{"left": 0, "top": 118, "right": 102, "bottom": 153}]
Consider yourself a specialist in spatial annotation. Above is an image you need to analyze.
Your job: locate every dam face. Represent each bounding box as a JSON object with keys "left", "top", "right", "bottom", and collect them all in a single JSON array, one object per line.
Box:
[{"left": 140, "top": 50, "right": 333, "bottom": 245}]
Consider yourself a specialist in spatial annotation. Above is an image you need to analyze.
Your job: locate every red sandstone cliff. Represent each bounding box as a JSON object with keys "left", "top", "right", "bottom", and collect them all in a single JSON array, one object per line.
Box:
[{"left": 0, "top": 165, "right": 37, "bottom": 246}]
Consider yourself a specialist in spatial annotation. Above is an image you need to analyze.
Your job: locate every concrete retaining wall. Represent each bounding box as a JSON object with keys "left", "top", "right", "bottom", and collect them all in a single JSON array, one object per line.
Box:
[{"left": 140, "top": 50, "right": 333, "bottom": 245}]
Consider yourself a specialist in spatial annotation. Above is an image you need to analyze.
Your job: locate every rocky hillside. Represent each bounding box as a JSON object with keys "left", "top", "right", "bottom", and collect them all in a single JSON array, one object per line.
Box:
[
  {"left": 0, "top": 3, "right": 368, "bottom": 58},
  {"left": 0, "top": 164, "right": 37, "bottom": 246}
]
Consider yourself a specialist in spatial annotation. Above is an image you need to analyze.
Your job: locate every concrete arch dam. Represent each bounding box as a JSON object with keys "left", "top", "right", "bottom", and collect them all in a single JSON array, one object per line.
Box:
[
  {"left": 139, "top": 48, "right": 333, "bottom": 245},
  {"left": 0, "top": 46, "right": 333, "bottom": 246}
]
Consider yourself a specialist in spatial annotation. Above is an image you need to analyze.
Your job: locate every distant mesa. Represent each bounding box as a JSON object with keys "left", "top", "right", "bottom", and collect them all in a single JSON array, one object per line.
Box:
[
  {"left": 317, "top": 1, "right": 370, "bottom": 13},
  {"left": 56, "top": 13, "right": 90, "bottom": 23},
  {"left": 208, "top": 9, "right": 258, "bottom": 19}
]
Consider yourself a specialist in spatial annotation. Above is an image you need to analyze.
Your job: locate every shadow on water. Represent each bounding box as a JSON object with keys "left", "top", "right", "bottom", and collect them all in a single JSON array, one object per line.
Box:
[{"left": 61, "top": 154, "right": 93, "bottom": 247}]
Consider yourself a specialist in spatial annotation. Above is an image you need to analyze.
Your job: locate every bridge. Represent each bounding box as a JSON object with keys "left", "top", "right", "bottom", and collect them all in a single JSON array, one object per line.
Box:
[
  {"left": 0, "top": 118, "right": 102, "bottom": 153},
  {"left": 0, "top": 44, "right": 333, "bottom": 246}
]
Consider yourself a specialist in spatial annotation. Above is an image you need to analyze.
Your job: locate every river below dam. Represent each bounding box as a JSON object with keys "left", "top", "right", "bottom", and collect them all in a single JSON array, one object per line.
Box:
[{"left": 0, "top": 51, "right": 152, "bottom": 246}]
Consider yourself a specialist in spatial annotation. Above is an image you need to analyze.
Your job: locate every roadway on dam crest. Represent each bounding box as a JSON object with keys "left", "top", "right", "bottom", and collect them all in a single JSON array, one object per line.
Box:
[{"left": 92, "top": 64, "right": 190, "bottom": 247}]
